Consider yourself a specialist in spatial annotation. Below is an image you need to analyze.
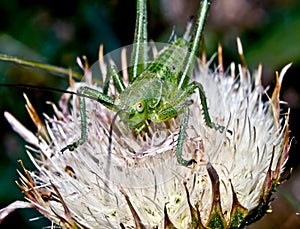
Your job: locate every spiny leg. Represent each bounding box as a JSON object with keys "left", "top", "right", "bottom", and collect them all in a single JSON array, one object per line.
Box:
[
  {"left": 189, "top": 81, "right": 224, "bottom": 131},
  {"left": 149, "top": 105, "right": 196, "bottom": 166},
  {"left": 110, "top": 65, "right": 126, "bottom": 93},
  {"left": 61, "top": 94, "right": 87, "bottom": 152},
  {"left": 103, "top": 69, "right": 111, "bottom": 95},
  {"left": 176, "top": 107, "right": 196, "bottom": 167},
  {"left": 61, "top": 86, "right": 115, "bottom": 152},
  {"left": 177, "top": 0, "right": 210, "bottom": 89},
  {"left": 158, "top": 80, "right": 224, "bottom": 132},
  {"left": 129, "top": 0, "right": 148, "bottom": 83},
  {"left": 103, "top": 65, "right": 126, "bottom": 95},
  {"left": 106, "top": 65, "right": 126, "bottom": 94},
  {"left": 173, "top": 0, "right": 223, "bottom": 132}
]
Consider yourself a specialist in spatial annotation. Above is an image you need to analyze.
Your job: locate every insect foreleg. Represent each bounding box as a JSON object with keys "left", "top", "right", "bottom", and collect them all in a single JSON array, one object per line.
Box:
[
  {"left": 61, "top": 95, "right": 87, "bottom": 152},
  {"left": 149, "top": 104, "right": 196, "bottom": 167},
  {"left": 176, "top": 107, "right": 196, "bottom": 167},
  {"left": 78, "top": 86, "right": 115, "bottom": 110},
  {"left": 61, "top": 86, "right": 115, "bottom": 152}
]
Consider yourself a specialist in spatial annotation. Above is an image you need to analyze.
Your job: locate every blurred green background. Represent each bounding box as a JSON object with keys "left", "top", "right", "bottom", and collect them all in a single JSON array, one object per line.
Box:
[{"left": 0, "top": 0, "right": 300, "bottom": 228}]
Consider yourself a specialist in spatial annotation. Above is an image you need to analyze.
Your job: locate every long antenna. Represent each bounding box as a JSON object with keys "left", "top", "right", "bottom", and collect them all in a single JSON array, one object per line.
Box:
[
  {"left": 106, "top": 109, "right": 123, "bottom": 184},
  {"left": 0, "top": 83, "right": 102, "bottom": 103}
]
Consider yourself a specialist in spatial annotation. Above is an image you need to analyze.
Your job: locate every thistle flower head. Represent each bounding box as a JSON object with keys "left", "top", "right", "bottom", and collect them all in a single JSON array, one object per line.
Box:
[
  {"left": 0, "top": 0, "right": 292, "bottom": 227},
  {"left": 0, "top": 38, "right": 291, "bottom": 228}
]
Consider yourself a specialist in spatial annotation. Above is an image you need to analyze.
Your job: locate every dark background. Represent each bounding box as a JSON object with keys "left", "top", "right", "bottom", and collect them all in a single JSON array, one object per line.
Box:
[{"left": 0, "top": 0, "right": 300, "bottom": 228}]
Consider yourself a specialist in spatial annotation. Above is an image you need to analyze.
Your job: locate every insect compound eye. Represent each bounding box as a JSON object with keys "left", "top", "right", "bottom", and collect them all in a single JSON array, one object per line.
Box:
[{"left": 136, "top": 101, "right": 144, "bottom": 113}]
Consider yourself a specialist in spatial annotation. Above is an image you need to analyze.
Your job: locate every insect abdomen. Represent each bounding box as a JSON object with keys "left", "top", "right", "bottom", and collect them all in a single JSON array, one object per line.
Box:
[{"left": 146, "top": 38, "right": 188, "bottom": 81}]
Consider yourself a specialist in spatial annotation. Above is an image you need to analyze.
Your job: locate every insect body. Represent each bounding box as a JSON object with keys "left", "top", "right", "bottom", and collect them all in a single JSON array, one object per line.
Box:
[{"left": 61, "top": 0, "right": 223, "bottom": 166}]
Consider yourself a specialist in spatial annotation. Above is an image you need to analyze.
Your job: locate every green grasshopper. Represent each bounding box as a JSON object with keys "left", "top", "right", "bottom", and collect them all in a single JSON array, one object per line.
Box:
[{"left": 1, "top": 0, "right": 223, "bottom": 167}]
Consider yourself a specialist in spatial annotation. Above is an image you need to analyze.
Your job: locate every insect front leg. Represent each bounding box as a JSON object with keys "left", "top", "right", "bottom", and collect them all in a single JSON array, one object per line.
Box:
[
  {"left": 176, "top": 107, "right": 197, "bottom": 167},
  {"left": 149, "top": 106, "right": 196, "bottom": 167},
  {"left": 61, "top": 93, "right": 87, "bottom": 152},
  {"left": 61, "top": 86, "right": 115, "bottom": 152}
]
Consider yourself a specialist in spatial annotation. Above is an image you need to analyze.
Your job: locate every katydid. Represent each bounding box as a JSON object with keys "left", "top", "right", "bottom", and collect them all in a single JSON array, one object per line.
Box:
[
  {"left": 0, "top": 0, "right": 223, "bottom": 167},
  {"left": 60, "top": 0, "right": 223, "bottom": 166}
]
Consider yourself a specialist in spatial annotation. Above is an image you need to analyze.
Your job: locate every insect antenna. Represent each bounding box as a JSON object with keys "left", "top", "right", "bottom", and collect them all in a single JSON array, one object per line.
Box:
[
  {"left": 106, "top": 109, "right": 124, "bottom": 182},
  {"left": 0, "top": 83, "right": 103, "bottom": 103}
]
